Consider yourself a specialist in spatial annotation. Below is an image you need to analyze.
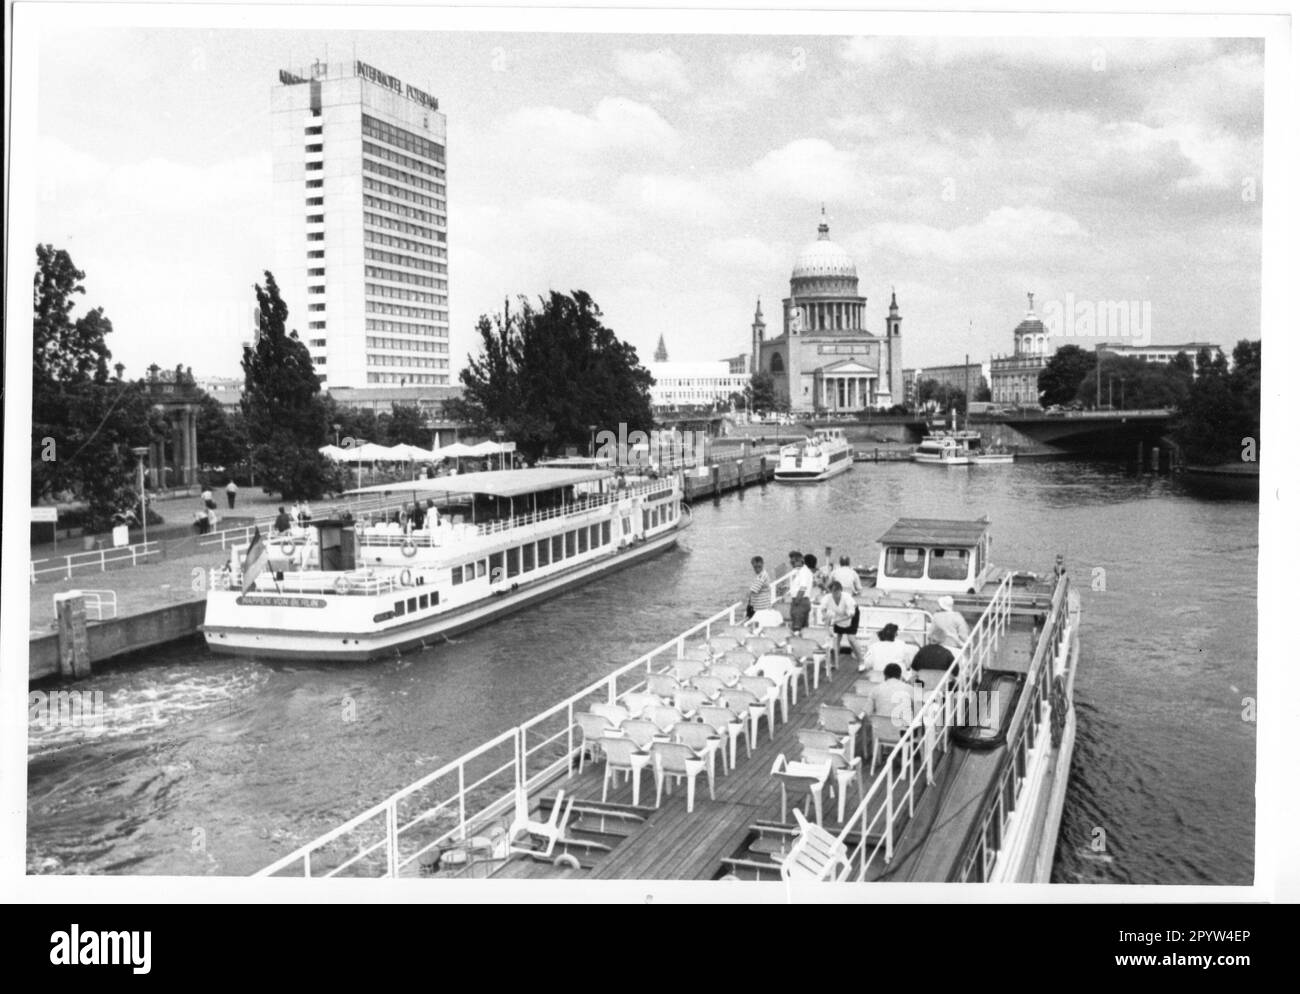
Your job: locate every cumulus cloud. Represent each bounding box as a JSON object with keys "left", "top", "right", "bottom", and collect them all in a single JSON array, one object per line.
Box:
[
  {"left": 614, "top": 47, "right": 691, "bottom": 94},
  {"left": 866, "top": 206, "right": 1087, "bottom": 264},
  {"left": 750, "top": 139, "right": 860, "bottom": 202},
  {"left": 705, "top": 237, "right": 787, "bottom": 271},
  {"left": 614, "top": 173, "right": 727, "bottom": 223}
]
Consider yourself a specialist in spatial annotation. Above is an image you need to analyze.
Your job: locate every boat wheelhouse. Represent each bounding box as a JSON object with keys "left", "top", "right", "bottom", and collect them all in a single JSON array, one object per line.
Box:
[
  {"left": 774, "top": 427, "right": 853, "bottom": 483},
  {"left": 203, "top": 468, "right": 688, "bottom": 661},
  {"left": 256, "top": 515, "right": 1081, "bottom": 886}
]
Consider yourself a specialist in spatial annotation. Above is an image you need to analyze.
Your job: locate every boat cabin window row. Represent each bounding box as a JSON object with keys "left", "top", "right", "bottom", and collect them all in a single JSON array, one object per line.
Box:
[
  {"left": 884, "top": 545, "right": 973, "bottom": 581},
  {"left": 391, "top": 591, "right": 440, "bottom": 618},
  {"left": 448, "top": 521, "right": 615, "bottom": 587}
]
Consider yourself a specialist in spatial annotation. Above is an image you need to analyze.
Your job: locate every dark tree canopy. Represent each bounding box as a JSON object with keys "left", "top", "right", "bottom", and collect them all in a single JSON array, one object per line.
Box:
[
  {"left": 195, "top": 392, "right": 249, "bottom": 471},
  {"left": 382, "top": 403, "right": 427, "bottom": 447},
  {"left": 447, "top": 291, "right": 654, "bottom": 460},
  {"left": 1174, "top": 341, "right": 1260, "bottom": 466},
  {"left": 241, "top": 272, "right": 333, "bottom": 499},
  {"left": 1077, "top": 354, "right": 1192, "bottom": 410},
  {"left": 31, "top": 245, "right": 163, "bottom": 531},
  {"left": 916, "top": 378, "right": 967, "bottom": 414},
  {"left": 1038, "top": 345, "right": 1094, "bottom": 408},
  {"left": 746, "top": 371, "right": 783, "bottom": 414}
]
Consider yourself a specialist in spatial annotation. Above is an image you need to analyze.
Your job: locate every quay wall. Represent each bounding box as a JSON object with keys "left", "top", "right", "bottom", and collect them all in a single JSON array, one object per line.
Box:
[{"left": 30, "top": 599, "right": 206, "bottom": 684}]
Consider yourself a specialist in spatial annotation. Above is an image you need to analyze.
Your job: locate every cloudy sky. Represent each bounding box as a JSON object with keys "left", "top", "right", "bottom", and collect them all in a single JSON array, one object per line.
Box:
[{"left": 30, "top": 20, "right": 1265, "bottom": 380}]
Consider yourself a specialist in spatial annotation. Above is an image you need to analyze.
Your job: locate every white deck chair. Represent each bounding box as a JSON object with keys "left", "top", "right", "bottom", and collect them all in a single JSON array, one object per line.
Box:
[
  {"left": 780, "top": 808, "right": 850, "bottom": 881},
  {"left": 509, "top": 791, "right": 576, "bottom": 861}
]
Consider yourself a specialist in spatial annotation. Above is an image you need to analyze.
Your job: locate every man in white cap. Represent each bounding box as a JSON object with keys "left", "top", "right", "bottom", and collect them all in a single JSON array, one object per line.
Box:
[{"left": 929, "top": 596, "right": 970, "bottom": 650}]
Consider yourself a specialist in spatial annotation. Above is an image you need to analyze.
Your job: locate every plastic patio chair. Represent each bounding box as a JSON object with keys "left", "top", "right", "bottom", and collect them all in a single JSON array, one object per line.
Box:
[
  {"left": 651, "top": 741, "right": 711, "bottom": 813},
  {"left": 600, "top": 736, "right": 650, "bottom": 807},
  {"left": 576, "top": 711, "right": 617, "bottom": 774}
]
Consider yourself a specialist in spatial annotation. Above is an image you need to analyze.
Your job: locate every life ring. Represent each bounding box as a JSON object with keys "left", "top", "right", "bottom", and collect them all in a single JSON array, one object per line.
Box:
[
  {"left": 333, "top": 575, "right": 351, "bottom": 595},
  {"left": 399, "top": 568, "right": 413, "bottom": 587},
  {"left": 280, "top": 539, "right": 296, "bottom": 556},
  {"left": 1049, "top": 674, "right": 1069, "bottom": 747},
  {"left": 400, "top": 539, "right": 418, "bottom": 558}
]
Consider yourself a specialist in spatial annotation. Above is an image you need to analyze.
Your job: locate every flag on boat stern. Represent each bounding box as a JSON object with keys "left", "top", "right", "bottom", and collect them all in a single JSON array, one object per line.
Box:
[{"left": 241, "top": 526, "right": 269, "bottom": 594}]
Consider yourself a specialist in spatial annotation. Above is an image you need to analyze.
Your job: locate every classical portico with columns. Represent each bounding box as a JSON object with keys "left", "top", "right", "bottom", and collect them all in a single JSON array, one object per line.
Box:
[
  {"left": 752, "top": 210, "right": 903, "bottom": 413},
  {"left": 143, "top": 364, "right": 204, "bottom": 489}
]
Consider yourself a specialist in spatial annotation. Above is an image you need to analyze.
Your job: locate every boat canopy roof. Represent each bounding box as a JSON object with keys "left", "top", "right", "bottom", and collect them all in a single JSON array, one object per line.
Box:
[
  {"left": 877, "top": 517, "right": 990, "bottom": 548},
  {"left": 343, "top": 467, "right": 612, "bottom": 500}
]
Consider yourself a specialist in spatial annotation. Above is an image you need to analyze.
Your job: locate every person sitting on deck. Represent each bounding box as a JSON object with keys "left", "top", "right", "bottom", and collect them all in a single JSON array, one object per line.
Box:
[
  {"left": 819, "top": 580, "right": 862, "bottom": 668},
  {"left": 867, "top": 663, "right": 915, "bottom": 729},
  {"left": 929, "top": 596, "right": 970, "bottom": 650},
  {"left": 274, "top": 506, "right": 292, "bottom": 534},
  {"left": 861, "top": 623, "right": 913, "bottom": 677}
]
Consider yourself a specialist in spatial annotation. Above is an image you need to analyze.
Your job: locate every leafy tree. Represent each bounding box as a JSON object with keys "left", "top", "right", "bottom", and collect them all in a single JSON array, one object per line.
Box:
[
  {"left": 916, "top": 379, "right": 967, "bottom": 414},
  {"left": 745, "top": 372, "right": 782, "bottom": 414},
  {"left": 1173, "top": 341, "right": 1260, "bottom": 465},
  {"left": 241, "top": 272, "right": 332, "bottom": 499},
  {"left": 1038, "top": 345, "right": 1094, "bottom": 407},
  {"left": 382, "top": 403, "right": 427, "bottom": 446},
  {"left": 974, "top": 382, "right": 992, "bottom": 403},
  {"left": 31, "top": 245, "right": 164, "bottom": 532},
  {"left": 1077, "top": 354, "right": 1191, "bottom": 410},
  {"left": 195, "top": 392, "right": 248, "bottom": 471},
  {"left": 448, "top": 291, "right": 654, "bottom": 461}
]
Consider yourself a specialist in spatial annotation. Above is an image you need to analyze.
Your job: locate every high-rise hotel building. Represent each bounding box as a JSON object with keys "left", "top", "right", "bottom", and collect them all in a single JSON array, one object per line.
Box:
[{"left": 272, "top": 59, "right": 449, "bottom": 387}]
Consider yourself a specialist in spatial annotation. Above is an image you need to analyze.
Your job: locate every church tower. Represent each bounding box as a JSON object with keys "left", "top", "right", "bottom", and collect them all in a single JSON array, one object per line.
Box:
[
  {"left": 750, "top": 299, "right": 765, "bottom": 375},
  {"left": 653, "top": 334, "right": 668, "bottom": 363},
  {"left": 885, "top": 289, "right": 903, "bottom": 406}
]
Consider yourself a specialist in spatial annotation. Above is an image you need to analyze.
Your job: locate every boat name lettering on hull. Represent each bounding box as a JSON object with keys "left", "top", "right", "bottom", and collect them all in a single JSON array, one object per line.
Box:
[{"left": 236, "top": 595, "right": 328, "bottom": 608}]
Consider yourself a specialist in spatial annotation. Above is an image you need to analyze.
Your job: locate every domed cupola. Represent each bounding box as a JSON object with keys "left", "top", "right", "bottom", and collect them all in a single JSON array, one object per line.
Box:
[{"left": 790, "top": 209, "right": 859, "bottom": 296}]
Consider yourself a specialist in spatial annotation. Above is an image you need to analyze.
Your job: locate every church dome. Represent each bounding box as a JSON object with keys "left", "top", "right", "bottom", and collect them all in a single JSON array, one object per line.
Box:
[{"left": 791, "top": 216, "right": 858, "bottom": 283}]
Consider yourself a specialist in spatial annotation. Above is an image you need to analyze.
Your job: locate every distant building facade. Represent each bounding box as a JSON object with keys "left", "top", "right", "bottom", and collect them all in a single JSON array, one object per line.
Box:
[
  {"left": 990, "top": 293, "right": 1050, "bottom": 407},
  {"left": 751, "top": 212, "right": 903, "bottom": 413},
  {"left": 1096, "top": 342, "right": 1225, "bottom": 370},
  {"left": 647, "top": 361, "right": 750, "bottom": 411},
  {"left": 327, "top": 384, "right": 464, "bottom": 446}
]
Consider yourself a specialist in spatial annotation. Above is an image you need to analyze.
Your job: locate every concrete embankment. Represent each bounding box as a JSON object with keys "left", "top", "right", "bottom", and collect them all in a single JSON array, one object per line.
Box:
[{"left": 680, "top": 453, "right": 775, "bottom": 501}]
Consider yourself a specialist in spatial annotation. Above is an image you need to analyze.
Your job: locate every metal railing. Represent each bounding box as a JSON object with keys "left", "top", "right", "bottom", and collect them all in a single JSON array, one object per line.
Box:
[
  {"left": 820, "top": 571, "right": 1017, "bottom": 880},
  {"left": 256, "top": 570, "right": 795, "bottom": 878},
  {"left": 30, "top": 541, "right": 163, "bottom": 582},
  {"left": 51, "top": 588, "right": 119, "bottom": 620},
  {"left": 954, "top": 574, "right": 1073, "bottom": 882}
]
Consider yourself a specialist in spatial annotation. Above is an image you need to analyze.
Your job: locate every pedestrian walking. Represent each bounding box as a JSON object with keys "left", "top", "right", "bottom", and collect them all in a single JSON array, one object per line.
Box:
[{"left": 226, "top": 479, "right": 238, "bottom": 509}]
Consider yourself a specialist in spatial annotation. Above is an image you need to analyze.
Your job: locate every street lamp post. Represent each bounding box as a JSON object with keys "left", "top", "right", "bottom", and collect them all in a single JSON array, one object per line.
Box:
[
  {"left": 494, "top": 429, "right": 506, "bottom": 471},
  {"left": 333, "top": 422, "right": 341, "bottom": 446},
  {"left": 588, "top": 425, "right": 598, "bottom": 461},
  {"left": 131, "top": 447, "right": 149, "bottom": 545}
]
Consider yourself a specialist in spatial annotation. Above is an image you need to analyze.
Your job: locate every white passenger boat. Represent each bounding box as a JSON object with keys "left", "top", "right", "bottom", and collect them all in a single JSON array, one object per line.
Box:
[
  {"left": 913, "top": 431, "right": 1014, "bottom": 466},
  {"left": 203, "top": 468, "right": 688, "bottom": 661},
  {"left": 774, "top": 428, "right": 853, "bottom": 482},
  {"left": 258, "top": 515, "right": 1080, "bottom": 886}
]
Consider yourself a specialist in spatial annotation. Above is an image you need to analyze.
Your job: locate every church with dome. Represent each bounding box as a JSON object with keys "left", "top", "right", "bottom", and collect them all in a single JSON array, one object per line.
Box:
[{"left": 751, "top": 210, "right": 903, "bottom": 413}]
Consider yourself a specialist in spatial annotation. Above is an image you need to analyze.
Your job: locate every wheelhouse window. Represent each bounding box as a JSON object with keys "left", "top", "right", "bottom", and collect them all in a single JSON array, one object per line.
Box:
[
  {"left": 506, "top": 547, "right": 520, "bottom": 578},
  {"left": 538, "top": 540, "right": 550, "bottom": 567},
  {"left": 578, "top": 529, "right": 588, "bottom": 554},
  {"left": 565, "top": 531, "right": 576, "bottom": 557},
  {"left": 552, "top": 535, "right": 564, "bottom": 561},
  {"left": 601, "top": 521, "right": 611, "bottom": 545},
  {"left": 451, "top": 566, "right": 463, "bottom": 585},
  {"left": 927, "top": 547, "right": 971, "bottom": 582},
  {"left": 884, "top": 546, "right": 926, "bottom": 579},
  {"left": 522, "top": 544, "right": 535, "bottom": 572}
]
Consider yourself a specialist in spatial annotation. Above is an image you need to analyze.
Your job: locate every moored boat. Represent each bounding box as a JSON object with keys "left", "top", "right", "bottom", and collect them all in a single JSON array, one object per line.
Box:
[
  {"left": 774, "top": 428, "right": 853, "bottom": 482},
  {"left": 203, "top": 467, "right": 688, "bottom": 661}
]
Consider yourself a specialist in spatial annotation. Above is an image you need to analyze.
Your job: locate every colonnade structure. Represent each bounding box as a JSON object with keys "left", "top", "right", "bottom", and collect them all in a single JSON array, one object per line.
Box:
[{"left": 143, "top": 364, "right": 204, "bottom": 489}]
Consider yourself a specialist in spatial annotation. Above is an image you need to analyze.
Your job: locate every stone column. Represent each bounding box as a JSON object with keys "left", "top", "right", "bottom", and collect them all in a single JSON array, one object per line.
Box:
[
  {"left": 188, "top": 408, "right": 199, "bottom": 485},
  {"left": 171, "top": 417, "right": 183, "bottom": 489}
]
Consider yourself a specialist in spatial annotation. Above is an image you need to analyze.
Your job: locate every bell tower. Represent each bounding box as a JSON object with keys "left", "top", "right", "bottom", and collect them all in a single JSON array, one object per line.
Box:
[{"left": 750, "top": 298, "right": 765, "bottom": 375}]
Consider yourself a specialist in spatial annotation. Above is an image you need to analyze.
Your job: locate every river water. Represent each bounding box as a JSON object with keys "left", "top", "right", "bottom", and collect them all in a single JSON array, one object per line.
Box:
[{"left": 27, "top": 460, "right": 1258, "bottom": 883}]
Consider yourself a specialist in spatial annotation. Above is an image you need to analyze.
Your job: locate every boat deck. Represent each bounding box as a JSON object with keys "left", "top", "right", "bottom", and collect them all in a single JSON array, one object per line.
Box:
[{"left": 487, "top": 616, "right": 1038, "bottom": 882}]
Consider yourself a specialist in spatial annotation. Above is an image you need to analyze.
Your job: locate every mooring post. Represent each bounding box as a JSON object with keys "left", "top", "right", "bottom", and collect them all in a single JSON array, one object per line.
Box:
[{"left": 54, "top": 591, "right": 91, "bottom": 680}]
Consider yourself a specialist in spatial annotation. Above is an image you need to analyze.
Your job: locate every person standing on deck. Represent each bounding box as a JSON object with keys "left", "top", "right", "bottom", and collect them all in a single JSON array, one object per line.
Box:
[
  {"left": 819, "top": 580, "right": 862, "bottom": 668},
  {"left": 745, "top": 556, "right": 772, "bottom": 619},
  {"left": 830, "top": 555, "right": 861, "bottom": 596},
  {"left": 930, "top": 596, "right": 970, "bottom": 650},
  {"left": 788, "top": 553, "right": 816, "bottom": 635},
  {"left": 274, "top": 506, "right": 292, "bottom": 535}
]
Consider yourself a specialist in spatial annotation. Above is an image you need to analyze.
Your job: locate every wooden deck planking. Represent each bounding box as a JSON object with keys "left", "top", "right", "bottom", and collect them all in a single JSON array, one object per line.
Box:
[{"left": 492, "top": 650, "right": 875, "bottom": 881}]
